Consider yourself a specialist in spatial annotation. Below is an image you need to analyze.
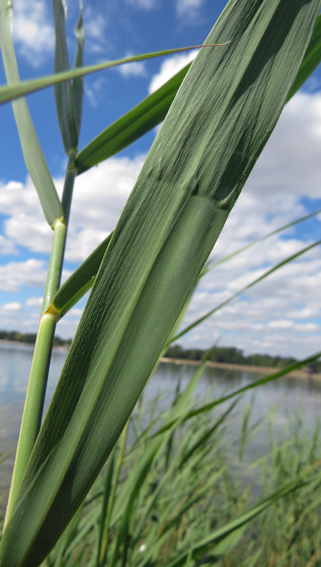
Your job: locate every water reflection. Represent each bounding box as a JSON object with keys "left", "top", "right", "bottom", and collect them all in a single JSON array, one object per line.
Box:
[{"left": 1, "top": 344, "right": 321, "bottom": 470}]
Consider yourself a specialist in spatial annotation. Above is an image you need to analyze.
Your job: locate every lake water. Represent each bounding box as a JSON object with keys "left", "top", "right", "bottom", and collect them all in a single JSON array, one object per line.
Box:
[{"left": 1, "top": 342, "right": 321, "bottom": 514}]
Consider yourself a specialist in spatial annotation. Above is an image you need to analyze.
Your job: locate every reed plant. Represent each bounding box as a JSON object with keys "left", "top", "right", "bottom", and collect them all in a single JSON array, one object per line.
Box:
[{"left": 1, "top": 0, "right": 321, "bottom": 565}]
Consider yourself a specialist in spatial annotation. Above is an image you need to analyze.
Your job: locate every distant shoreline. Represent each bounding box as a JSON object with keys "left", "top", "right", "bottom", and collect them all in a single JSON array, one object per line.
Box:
[
  {"left": 0, "top": 339, "right": 69, "bottom": 351},
  {"left": 161, "top": 357, "right": 321, "bottom": 382},
  {"left": 1, "top": 340, "right": 319, "bottom": 382}
]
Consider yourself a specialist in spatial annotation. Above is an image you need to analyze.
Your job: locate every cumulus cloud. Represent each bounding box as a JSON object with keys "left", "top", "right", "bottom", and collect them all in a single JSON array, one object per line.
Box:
[
  {"left": 0, "top": 259, "right": 70, "bottom": 293},
  {"left": 1, "top": 92, "right": 321, "bottom": 355},
  {"left": 84, "top": 7, "right": 108, "bottom": 54},
  {"left": 118, "top": 59, "right": 146, "bottom": 78},
  {"left": 175, "top": 0, "right": 206, "bottom": 21},
  {"left": 125, "top": 0, "right": 157, "bottom": 10},
  {"left": 0, "top": 235, "right": 18, "bottom": 256},
  {"left": 3, "top": 302, "right": 22, "bottom": 312},
  {"left": 0, "top": 156, "right": 144, "bottom": 262},
  {"left": 85, "top": 77, "right": 109, "bottom": 108},
  {"left": 149, "top": 49, "right": 198, "bottom": 93},
  {"left": 26, "top": 297, "right": 43, "bottom": 307},
  {"left": 13, "top": 0, "right": 55, "bottom": 67}
]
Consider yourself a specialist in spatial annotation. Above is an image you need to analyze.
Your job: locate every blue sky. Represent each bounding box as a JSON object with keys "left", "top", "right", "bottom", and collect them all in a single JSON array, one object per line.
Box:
[{"left": 0, "top": 0, "right": 321, "bottom": 360}]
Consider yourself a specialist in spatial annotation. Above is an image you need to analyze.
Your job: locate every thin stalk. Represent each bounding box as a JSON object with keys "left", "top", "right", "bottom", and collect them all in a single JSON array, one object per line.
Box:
[
  {"left": 99, "top": 421, "right": 129, "bottom": 567},
  {"left": 4, "top": 152, "right": 77, "bottom": 526}
]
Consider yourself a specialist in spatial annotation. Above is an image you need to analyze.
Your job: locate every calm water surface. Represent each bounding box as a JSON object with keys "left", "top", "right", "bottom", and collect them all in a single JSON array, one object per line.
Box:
[{"left": 1, "top": 343, "right": 321, "bottom": 507}]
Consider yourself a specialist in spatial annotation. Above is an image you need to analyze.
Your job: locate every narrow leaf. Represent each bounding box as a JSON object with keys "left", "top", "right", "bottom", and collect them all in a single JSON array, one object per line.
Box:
[
  {"left": 50, "top": 233, "right": 112, "bottom": 318},
  {"left": 164, "top": 465, "right": 320, "bottom": 567},
  {"left": 0, "top": 0, "right": 63, "bottom": 226},
  {"left": 50, "top": 207, "right": 321, "bottom": 320},
  {"left": 1, "top": 2, "right": 319, "bottom": 566},
  {"left": 75, "top": 64, "right": 191, "bottom": 174},
  {"left": 72, "top": 1, "right": 85, "bottom": 135},
  {"left": 52, "top": 0, "right": 79, "bottom": 153},
  {"left": 187, "top": 350, "right": 321, "bottom": 420},
  {"left": 211, "top": 207, "right": 321, "bottom": 269},
  {"left": 0, "top": 45, "right": 227, "bottom": 106},
  {"left": 76, "top": 11, "right": 321, "bottom": 173},
  {"left": 173, "top": 239, "right": 321, "bottom": 342}
]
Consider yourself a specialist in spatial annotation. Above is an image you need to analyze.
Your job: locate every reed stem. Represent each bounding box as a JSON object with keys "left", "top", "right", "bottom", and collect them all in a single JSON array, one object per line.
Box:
[{"left": 4, "top": 153, "right": 77, "bottom": 526}]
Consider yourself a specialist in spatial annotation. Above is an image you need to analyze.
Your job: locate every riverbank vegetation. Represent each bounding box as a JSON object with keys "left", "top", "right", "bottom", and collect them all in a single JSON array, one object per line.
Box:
[
  {"left": 165, "top": 345, "right": 299, "bottom": 370},
  {"left": 0, "top": 330, "right": 71, "bottom": 348},
  {"left": 1, "top": 0, "right": 321, "bottom": 565},
  {"left": 2, "top": 370, "right": 321, "bottom": 567}
]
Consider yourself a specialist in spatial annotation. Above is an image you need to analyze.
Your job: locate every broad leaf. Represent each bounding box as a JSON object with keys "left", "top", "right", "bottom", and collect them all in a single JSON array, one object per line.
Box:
[
  {"left": 287, "top": 13, "right": 321, "bottom": 99},
  {"left": 75, "top": 13, "right": 321, "bottom": 174},
  {"left": 49, "top": 208, "right": 321, "bottom": 321},
  {"left": 1, "top": 1, "right": 319, "bottom": 566}
]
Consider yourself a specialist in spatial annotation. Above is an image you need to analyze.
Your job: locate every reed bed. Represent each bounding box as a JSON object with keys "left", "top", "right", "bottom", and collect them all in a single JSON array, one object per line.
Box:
[{"left": 1, "top": 0, "right": 321, "bottom": 564}]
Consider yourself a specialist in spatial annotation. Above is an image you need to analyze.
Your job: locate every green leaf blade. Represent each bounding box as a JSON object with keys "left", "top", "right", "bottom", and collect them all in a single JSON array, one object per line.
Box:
[
  {"left": 52, "top": 0, "right": 79, "bottom": 153},
  {"left": 1, "top": 1, "right": 319, "bottom": 565},
  {"left": 75, "top": 64, "right": 191, "bottom": 174},
  {"left": 72, "top": 2, "right": 85, "bottom": 135},
  {"left": 0, "top": 0, "right": 63, "bottom": 226},
  {"left": 0, "top": 46, "right": 220, "bottom": 105},
  {"left": 51, "top": 233, "right": 112, "bottom": 317},
  {"left": 287, "top": 13, "right": 321, "bottom": 100}
]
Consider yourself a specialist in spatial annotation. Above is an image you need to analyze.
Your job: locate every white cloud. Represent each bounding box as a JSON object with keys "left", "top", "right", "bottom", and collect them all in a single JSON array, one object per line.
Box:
[
  {"left": 149, "top": 50, "right": 198, "bottom": 93},
  {"left": 175, "top": 0, "right": 206, "bottom": 21},
  {"left": 0, "top": 260, "right": 47, "bottom": 292},
  {"left": 1, "top": 92, "right": 321, "bottom": 355},
  {"left": 26, "top": 297, "right": 43, "bottom": 307},
  {"left": 64, "top": 156, "right": 145, "bottom": 261},
  {"left": 0, "top": 259, "right": 70, "bottom": 293},
  {"left": 125, "top": 0, "right": 157, "bottom": 10},
  {"left": 0, "top": 156, "right": 144, "bottom": 263},
  {"left": 85, "top": 77, "right": 108, "bottom": 108},
  {"left": 118, "top": 59, "right": 146, "bottom": 78},
  {"left": 13, "top": 0, "right": 55, "bottom": 67},
  {"left": 84, "top": 6, "right": 108, "bottom": 55},
  {"left": 3, "top": 302, "right": 22, "bottom": 312},
  {"left": 0, "top": 234, "right": 18, "bottom": 256}
]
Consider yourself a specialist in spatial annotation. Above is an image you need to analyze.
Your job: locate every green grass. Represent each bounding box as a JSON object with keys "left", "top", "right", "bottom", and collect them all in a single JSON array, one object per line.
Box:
[
  {"left": 0, "top": 373, "right": 315, "bottom": 567},
  {"left": 1, "top": 0, "right": 321, "bottom": 564}
]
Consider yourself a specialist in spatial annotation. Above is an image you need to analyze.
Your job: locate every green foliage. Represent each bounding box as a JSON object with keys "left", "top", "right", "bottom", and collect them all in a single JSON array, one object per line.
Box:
[
  {"left": 165, "top": 345, "right": 296, "bottom": 368},
  {"left": 1, "top": 0, "right": 321, "bottom": 566},
  {"left": 0, "top": 330, "right": 71, "bottom": 347},
  {"left": 12, "top": 381, "right": 319, "bottom": 567}
]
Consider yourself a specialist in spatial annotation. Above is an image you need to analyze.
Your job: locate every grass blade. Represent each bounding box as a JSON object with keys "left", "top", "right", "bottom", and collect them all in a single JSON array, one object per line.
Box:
[
  {"left": 210, "top": 207, "right": 321, "bottom": 269},
  {"left": 48, "top": 234, "right": 112, "bottom": 319},
  {"left": 187, "top": 351, "right": 321, "bottom": 420},
  {"left": 0, "top": 44, "right": 227, "bottom": 106},
  {"left": 0, "top": 2, "right": 318, "bottom": 565},
  {"left": 163, "top": 463, "right": 321, "bottom": 567},
  {"left": 0, "top": 0, "right": 63, "bottom": 226},
  {"left": 173, "top": 239, "right": 321, "bottom": 343},
  {"left": 52, "top": 0, "right": 79, "bottom": 153},
  {"left": 0, "top": 448, "right": 15, "bottom": 467},
  {"left": 72, "top": 1, "right": 84, "bottom": 135},
  {"left": 75, "top": 64, "right": 191, "bottom": 174}
]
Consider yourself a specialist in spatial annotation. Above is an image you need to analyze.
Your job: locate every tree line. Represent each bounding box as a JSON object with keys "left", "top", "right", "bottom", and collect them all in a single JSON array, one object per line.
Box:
[
  {"left": 164, "top": 344, "right": 321, "bottom": 372},
  {"left": 0, "top": 330, "right": 71, "bottom": 347}
]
